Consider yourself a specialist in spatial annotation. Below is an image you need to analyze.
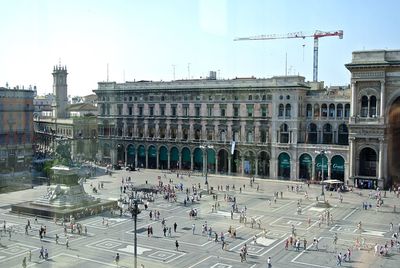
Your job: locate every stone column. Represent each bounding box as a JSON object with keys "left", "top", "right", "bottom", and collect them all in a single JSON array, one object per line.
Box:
[
  {"left": 228, "top": 154, "right": 231, "bottom": 175},
  {"left": 156, "top": 148, "right": 159, "bottom": 169},
  {"left": 311, "top": 159, "right": 315, "bottom": 181},
  {"left": 378, "top": 140, "right": 384, "bottom": 181},
  {"left": 241, "top": 155, "right": 245, "bottom": 176},
  {"left": 380, "top": 80, "right": 385, "bottom": 117},
  {"left": 255, "top": 158, "right": 258, "bottom": 176},
  {"left": 349, "top": 138, "right": 355, "bottom": 185},
  {"left": 350, "top": 82, "right": 356, "bottom": 117},
  {"left": 327, "top": 158, "right": 331, "bottom": 180}
]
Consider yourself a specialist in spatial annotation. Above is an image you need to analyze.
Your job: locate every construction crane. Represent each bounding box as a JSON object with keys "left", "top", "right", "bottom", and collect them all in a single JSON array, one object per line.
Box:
[{"left": 234, "top": 30, "right": 343, "bottom": 82}]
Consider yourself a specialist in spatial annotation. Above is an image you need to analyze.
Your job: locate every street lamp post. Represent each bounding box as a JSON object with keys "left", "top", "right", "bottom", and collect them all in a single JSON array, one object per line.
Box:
[
  {"left": 200, "top": 144, "right": 213, "bottom": 193},
  {"left": 315, "top": 149, "right": 331, "bottom": 200},
  {"left": 130, "top": 195, "right": 141, "bottom": 268}
]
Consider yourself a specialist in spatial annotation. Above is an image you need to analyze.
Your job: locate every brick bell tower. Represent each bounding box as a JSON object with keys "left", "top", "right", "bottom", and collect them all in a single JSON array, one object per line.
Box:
[{"left": 52, "top": 64, "right": 68, "bottom": 118}]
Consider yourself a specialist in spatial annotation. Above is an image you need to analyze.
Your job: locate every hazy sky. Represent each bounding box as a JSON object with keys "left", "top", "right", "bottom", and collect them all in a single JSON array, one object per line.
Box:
[{"left": 0, "top": 0, "right": 399, "bottom": 96}]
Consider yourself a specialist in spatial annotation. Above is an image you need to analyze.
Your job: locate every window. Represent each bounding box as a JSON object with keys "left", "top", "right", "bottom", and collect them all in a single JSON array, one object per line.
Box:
[
  {"left": 286, "top": 95, "right": 290, "bottom": 100},
  {"left": 336, "top": 104, "right": 343, "bottom": 118},
  {"left": 306, "top": 104, "right": 312, "bottom": 118},
  {"left": 369, "top": 96, "right": 377, "bottom": 117},
  {"left": 285, "top": 104, "right": 291, "bottom": 118},
  {"left": 195, "top": 106, "right": 200, "bottom": 117},
  {"left": 321, "top": 104, "right": 328, "bottom": 117},
  {"left": 329, "top": 104, "right": 335, "bottom": 118},
  {"left": 262, "top": 95, "right": 266, "bottom": 100},
  {"left": 161, "top": 96, "right": 165, "bottom": 101},
  {"left": 260, "top": 129, "right": 267, "bottom": 143},
  {"left": 196, "top": 96, "right": 201, "bottom": 101},
  {"left": 261, "top": 105, "right": 268, "bottom": 117},
  {"left": 361, "top": 96, "right": 368, "bottom": 117},
  {"left": 248, "top": 95, "right": 252, "bottom": 101},
  {"left": 233, "top": 106, "right": 239, "bottom": 117},
  {"left": 117, "top": 104, "right": 123, "bottom": 115},
  {"left": 183, "top": 105, "right": 189, "bottom": 117},
  {"left": 128, "top": 105, "right": 133, "bottom": 115},
  {"left": 322, "top": 123, "right": 332, "bottom": 144},
  {"left": 314, "top": 104, "right": 320, "bottom": 118},
  {"left": 207, "top": 105, "right": 213, "bottom": 117},
  {"left": 280, "top": 124, "right": 289, "bottom": 143},
  {"left": 139, "top": 106, "right": 143, "bottom": 116},
  {"left": 279, "top": 95, "right": 283, "bottom": 100},
  {"left": 247, "top": 105, "right": 254, "bottom": 117},
  {"left": 171, "top": 106, "right": 177, "bottom": 116},
  {"left": 209, "top": 95, "right": 213, "bottom": 101},
  {"left": 160, "top": 106, "right": 165, "bottom": 116},
  {"left": 221, "top": 107, "right": 226, "bottom": 117},
  {"left": 247, "top": 131, "right": 253, "bottom": 142},
  {"left": 344, "top": 104, "right": 350, "bottom": 118},
  {"left": 149, "top": 106, "right": 154, "bottom": 116},
  {"left": 234, "top": 96, "right": 239, "bottom": 101},
  {"left": 278, "top": 104, "right": 284, "bottom": 117},
  {"left": 307, "top": 123, "right": 317, "bottom": 144},
  {"left": 149, "top": 96, "right": 153, "bottom": 101},
  {"left": 129, "top": 96, "right": 132, "bottom": 101}
]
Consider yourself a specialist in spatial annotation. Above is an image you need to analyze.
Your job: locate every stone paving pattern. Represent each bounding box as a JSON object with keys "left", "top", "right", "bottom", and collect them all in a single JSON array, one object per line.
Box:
[{"left": 0, "top": 168, "right": 399, "bottom": 268}]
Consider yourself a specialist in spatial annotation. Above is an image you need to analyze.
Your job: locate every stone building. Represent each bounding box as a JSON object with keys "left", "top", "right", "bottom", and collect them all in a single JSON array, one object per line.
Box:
[
  {"left": 346, "top": 49, "right": 400, "bottom": 189},
  {"left": 34, "top": 65, "right": 98, "bottom": 162},
  {"left": 0, "top": 86, "right": 35, "bottom": 176},
  {"left": 94, "top": 75, "right": 350, "bottom": 183}
]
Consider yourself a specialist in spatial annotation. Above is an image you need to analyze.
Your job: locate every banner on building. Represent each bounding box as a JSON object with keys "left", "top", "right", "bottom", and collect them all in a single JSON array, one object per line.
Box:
[{"left": 231, "top": 141, "right": 235, "bottom": 155}]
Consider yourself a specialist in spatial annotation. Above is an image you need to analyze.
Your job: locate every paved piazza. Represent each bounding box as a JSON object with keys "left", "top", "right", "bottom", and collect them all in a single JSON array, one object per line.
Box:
[{"left": 0, "top": 168, "right": 399, "bottom": 268}]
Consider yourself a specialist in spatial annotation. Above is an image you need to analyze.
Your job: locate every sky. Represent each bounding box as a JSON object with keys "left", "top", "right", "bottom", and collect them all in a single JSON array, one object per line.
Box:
[{"left": 0, "top": 0, "right": 399, "bottom": 96}]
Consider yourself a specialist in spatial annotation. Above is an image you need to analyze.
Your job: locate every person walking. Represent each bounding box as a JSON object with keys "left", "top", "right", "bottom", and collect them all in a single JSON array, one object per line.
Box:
[
  {"left": 22, "top": 257, "right": 27, "bottom": 268},
  {"left": 66, "top": 237, "right": 69, "bottom": 249},
  {"left": 173, "top": 222, "right": 177, "bottom": 233},
  {"left": 267, "top": 257, "right": 272, "bottom": 268},
  {"left": 115, "top": 253, "right": 120, "bottom": 267},
  {"left": 175, "top": 240, "right": 179, "bottom": 251},
  {"left": 39, "top": 246, "right": 44, "bottom": 259},
  {"left": 337, "top": 252, "right": 342, "bottom": 266}
]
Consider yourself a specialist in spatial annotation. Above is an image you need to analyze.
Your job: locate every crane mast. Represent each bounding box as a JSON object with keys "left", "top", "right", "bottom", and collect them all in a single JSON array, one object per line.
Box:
[{"left": 234, "top": 30, "right": 343, "bottom": 82}]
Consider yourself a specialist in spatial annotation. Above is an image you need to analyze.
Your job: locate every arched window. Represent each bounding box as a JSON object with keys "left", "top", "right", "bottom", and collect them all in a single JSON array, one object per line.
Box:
[
  {"left": 306, "top": 104, "right": 312, "bottom": 118},
  {"left": 314, "top": 104, "right": 320, "bottom": 118},
  {"left": 329, "top": 104, "right": 335, "bottom": 118},
  {"left": 361, "top": 96, "right": 368, "bottom": 117},
  {"left": 280, "top": 124, "right": 289, "bottom": 143},
  {"left": 322, "top": 123, "right": 332, "bottom": 144},
  {"left": 220, "top": 130, "right": 226, "bottom": 142},
  {"left": 336, "top": 104, "right": 343, "bottom": 118},
  {"left": 321, "top": 104, "right": 328, "bottom": 117},
  {"left": 285, "top": 104, "right": 291, "bottom": 118},
  {"left": 344, "top": 104, "right": 350, "bottom": 118},
  {"left": 338, "top": 124, "right": 348, "bottom": 145},
  {"left": 260, "top": 129, "right": 267, "bottom": 143},
  {"left": 369, "top": 96, "right": 377, "bottom": 117},
  {"left": 307, "top": 123, "right": 318, "bottom": 144},
  {"left": 278, "top": 104, "right": 284, "bottom": 117},
  {"left": 247, "top": 131, "right": 253, "bottom": 143}
]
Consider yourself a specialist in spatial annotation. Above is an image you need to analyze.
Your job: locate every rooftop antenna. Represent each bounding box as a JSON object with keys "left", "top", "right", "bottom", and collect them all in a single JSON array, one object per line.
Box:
[
  {"left": 285, "top": 53, "right": 288, "bottom": 76},
  {"left": 107, "top": 63, "right": 109, "bottom": 82},
  {"left": 172, "top": 64, "right": 176, "bottom": 80}
]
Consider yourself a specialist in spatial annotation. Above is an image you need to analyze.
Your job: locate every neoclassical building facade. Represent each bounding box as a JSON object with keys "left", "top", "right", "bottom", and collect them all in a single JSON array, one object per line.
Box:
[
  {"left": 347, "top": 50, "right": 400, "bottom": 189},
  {"left": 94, "top": 75, "right": 350, "bottom": 183}
]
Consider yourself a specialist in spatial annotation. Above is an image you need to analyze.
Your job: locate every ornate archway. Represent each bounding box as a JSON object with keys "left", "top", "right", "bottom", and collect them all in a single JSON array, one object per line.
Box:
[
  {"left": 278, "top": 152, "right": 290, "bottom": 179},
  {"left": 299, "top": 153, "right": 312, "bottom": 180}
]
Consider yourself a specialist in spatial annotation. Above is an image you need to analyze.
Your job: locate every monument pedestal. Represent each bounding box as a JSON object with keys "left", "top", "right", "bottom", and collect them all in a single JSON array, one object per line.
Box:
[{"left": 11, "top": 165, "right": 116, "bottom": 220}]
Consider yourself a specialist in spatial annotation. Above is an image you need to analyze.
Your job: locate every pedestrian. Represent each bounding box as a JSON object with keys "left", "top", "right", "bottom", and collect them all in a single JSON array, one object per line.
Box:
[
  {"left": 66, "top": 237, "right": 69, "bottom": 249},
  {"left": 347, "top": 248, "right": 351, "bottom": 261},
  {"left": 39, "top": 246, "right": 44, "bottom": 259},
  {"left": 267, "top": 256, "right": 272, "bottom": 268},
  {"left": 22, "top": 257, "right": 27, "bottom": 268},
  {"left": 174, "top": 222, "right": 177, "bottom": 232},
  {"left": 337, "top": 252, "right": 342, "bottom": 266},
  {"left": 175, "top": 240, "right": 179, "bottom": 251},
  {"left": 115, "top": 253, "right": 120, "bottom": 267},
  {"left": 55, "top": 234, "right": 59, "bottom": 244},
  {"left": 44, "top": 248, "right": 48, "bottom": 260},
  {"left": 303, "top": 238, "right": 307, "bottom": 250},
  {"left": 168, "top": 227, "right": 171, "bottom": 237},
  {"left": 28, "top": 250, "right": 32, "bottom": 262}
]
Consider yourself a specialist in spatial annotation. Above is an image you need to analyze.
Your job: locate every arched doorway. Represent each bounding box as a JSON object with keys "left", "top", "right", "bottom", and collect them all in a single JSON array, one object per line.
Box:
[
  {"left": 315, "top": 154, "right": 328, "bottom": 180},
  {"left": 170, "top": 147, "right": 179, "bottom": 170},
  {"left": 278, "top": 152, "right": 290, "bottom": 179},
  {"left": 299, "top": 153, "right": 312, "bottom": 180},
  {"left": 331, "top": 155, "right": 345, "bottom": 181},
  {"left": 231, "top": 150, "right": 241, "bottom": 174},
  {"left": 181, "top": 147, "right": 191, "bottom": 170},
  {"left": 193, "top": 148, "right": 203, "bottom": 171},
  {"left": 159, "top": 146, "right": 168, "bottom": 170},
  {"left": 207, "top": 148, "right": 216, "bottom": 173},
  {"left": 217, "top": 149, "right": 228, "bottom": 173},
  {"left": 137, "top": 145, "right": 146, "bottom": 168},
  {"left": 359, "top": 148, "right": 377, "bottom": 176},
  {"left": 117, "top": 144, "right": 125, "bottom": 165},
  {"left": 388, "top": 96, "right": 400, "bottom": 187},
  {"left": 244, "top": 151, "right": 255, "bottom": 175},
  {"left": 148, "top": 145, "right": 157, "bottom": 169},
  {"left": 127, "top": 144, "right": 135, "bottom": 166},
  {"left": 257, "top": 151, "right": 270, "bottom": 177}
]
